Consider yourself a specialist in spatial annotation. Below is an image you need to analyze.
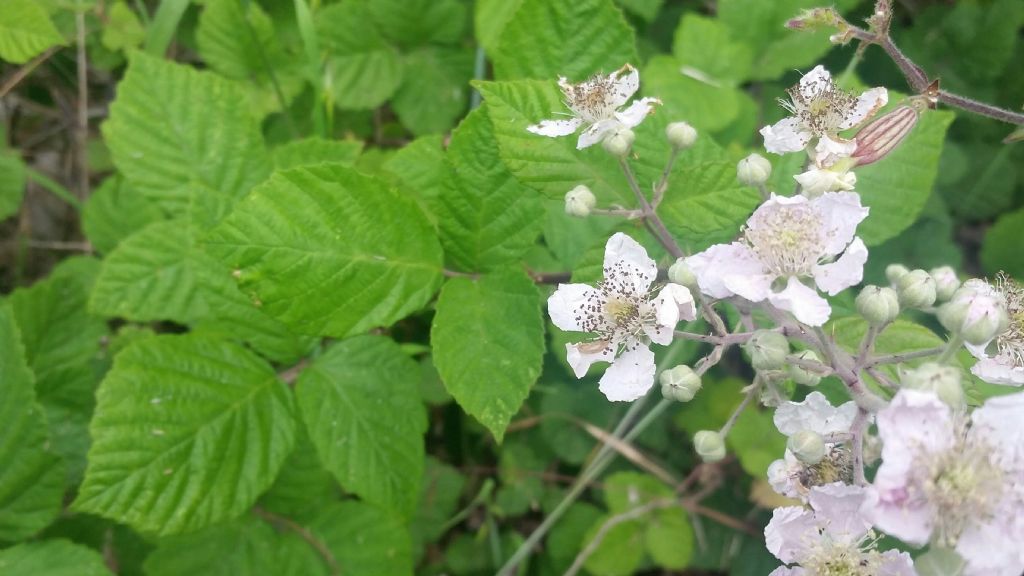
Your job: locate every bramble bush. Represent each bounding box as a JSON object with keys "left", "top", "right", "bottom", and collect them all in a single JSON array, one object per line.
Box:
[{"left": 1, "top": 0, "right": 1024, "bottom": 575}]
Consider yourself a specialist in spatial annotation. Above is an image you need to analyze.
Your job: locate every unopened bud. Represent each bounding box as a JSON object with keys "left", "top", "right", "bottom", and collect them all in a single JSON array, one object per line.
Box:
[
  {"left": 937, "top": 280, "right": 1010, "bottom": 345},
  {"left": 564, "top": 185, "right": 596, "bottom": 217},
  {"left": 737, "top": 153, "right": 771, "bottom": 186},
  {"left": 745, "top": 330, "right": 790, "bottom": 372},
  {"left": 788, "top": 350, "right": 823, "bottom": 387},
  {"left": 667, "top": 258, "right": 697, "bottom": 289},
  {"left": 885, "top": 263, "right": 910, "bottom": 285},
  {"left": 896, "top": 269, "right": 937, "bottom": 309},
  {"left": 666, "top": 121, "right": 697, "bottom": 149},
  {"left": 602, "top": 128, "right": 635, "bottom": 157},
  {"left": 660, "top": 365, "right": 702, "bottom": 402},
  {"left": 901, "top": 362, "right": 964, "bottom": 407},
  {"left": 693, "top": 430, "right": 726, "bottom": 462},
  {"left": 785, "top": 7, "right": 844, "bottom": 31},
  {"left": 788, "top": 430, "right": 826, "bottom": 465},
  {"left": 856, "top": 285, "right": 900, "bottom": 326},
  {"left": 852, "top": 105, "right": 919, "bottom": 167},
  {"left": 794, "top": 167, "right": 856, "bottom": 198},
  {"left": 930, "top": 266, "right": 961, "bottom": 302}
]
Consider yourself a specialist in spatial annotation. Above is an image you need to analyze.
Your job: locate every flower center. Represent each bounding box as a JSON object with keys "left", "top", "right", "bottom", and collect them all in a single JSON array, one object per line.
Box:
[
  {"left": 802, "top": 529, "right": 884, "bottom": 576},
  {"left": 782, "top": 76, "right": 858, "bottom": 136},
  {"left": 562, "top": 75, "right": 619, "bottom": 123},
  {"left": 574, "top": 259, "right": 655, "bottom": 351},
  {"left": 796, "top": 444, "right": 854, "bottom": 494},
  {"left": 744, "top": 202, "right": 827, "bottom": 277},
  {"left": 995, "top": 273, "right": 1024, "bottom": 367},
  {"left": 919, "top": 432, "right": 1003, "bottom": 547},
  {"left": 604, "top": 297, "right": 638, "bottom": 326}
]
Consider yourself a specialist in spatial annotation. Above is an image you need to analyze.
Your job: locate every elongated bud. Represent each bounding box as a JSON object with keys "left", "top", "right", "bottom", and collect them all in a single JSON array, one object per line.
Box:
[
  {"left": 667, "top": 258, "right": 697, "bottom": 289},
  {"left": 786, "top": 7, "right": 845, "bottom": 30},
  {"left": 788, "top": 350, "right": 823, "bottom": 387},
  {"left": 564, "top": 185, "right": 596, "bottom": 217},
  {"left": 660, "top": 365, "right": 702, "bottom": 402},
  {"left": 851, "top": 105, "right": 920, "bottom": 166},
  {"left": 788, "top": 430, "right": 826, "bottom": 465},
  {"left": 856, "top": 285, "right": 900, "bottom": 326},
  {"left": 930, "top": 266, "right": 961, "bottom": 302},
  {"left": 602, "top": 127, "right": 635, "bottom": 157},
  {"left": 885, "top": 263, "right": 910, "bottom": 285},
  {"left": 745, "top": 330, "right": 790, "bottom": 371},
  {"left": 666, "top": 122, "right": 697, "bottom": 149},
  {"left": 901, "top": 362, "right": 964, "bottom": 407},
  {"left": 896, "top": 269, "right": 937, "bottom": 309},
  {"left": 737, "top": 153, "right": 771, "bottom": 185},
  {"left": 693, "top": 430, "right": 726, "bottom": 462}
]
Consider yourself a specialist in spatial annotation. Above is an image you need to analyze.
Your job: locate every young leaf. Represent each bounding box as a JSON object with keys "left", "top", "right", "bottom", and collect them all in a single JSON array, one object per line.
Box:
[
  {"left": 296, "top": 335, "right": 428, "bottom": 518},
  {"left": 392, "top": 47, "right": 473, "bottom": 136},
  {"left": 981, "top": 207, "right": 1024, "bottom": 278},
  {"left": 431, "top": 269, "right": 545, "bottom": 442},
  {"left": 0, "top": 539, "right": 112, "bottom": 576},
  {"left": 0, "top": 0, "right": 63, "bottom": 64},
  {"left": 316, "top": 1, "right": 403, "bottom": 110},
  {"left": 74, "top": 334, "right": 296, "bottom": 535},
  {"left": 367, "top": 0, "right": 468, "bottom": 48}
]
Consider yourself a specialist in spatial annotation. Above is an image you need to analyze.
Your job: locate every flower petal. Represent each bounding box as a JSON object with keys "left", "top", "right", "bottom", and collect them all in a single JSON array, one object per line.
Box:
[
  {"left": 768, "top": 453, "right": 804, "bottom": 500},
  {"left": 644, "top": 284, "right": 696, "bottom": 346},
  {"left": 813, "top": 236, "right": 867, "bottom": 296},
  {"left": 839, "top": 86, "right": 888, "bottom": 130},
  {"left": 877, "top": 550, "right": 917, "bottom": 576},
  {"left": 690, "top": 243, "right": 773, "bottom": 302},
  {"left": 548, "top": 283, "right": 602, "bottom": 332},
  {"left": 761, "top": 117, "right": 812, "bottom": 154},
  {"left": 768, "top": 276, "right": 831, "bottom": 326},
  {"left": 807, "top": 482, "right": 872, "bottom": 540},
  {"left": 814, "top": 134, "right": 857, "bottom": 165},
  {"left": 798, "top": 65, "right": 832, "bottom": 93},
  {"left": 598, "top": 345, "right": 656, "bottom": 402},
  {"left": 765, "top": 506, "right": 817, "bottom": 564},
  {"left": 608, "top": 64, "right": 640, "bottom": 107},
  {"left": 577, "top": 118, "right": 620, "bottom": 149},
  {"left": 812, "top": 191, "right": 869, "bottom": 256},
  {"left": 971, "top": 391, "right": 1024, "bottom": 466},
  {"left": 774, "top": 391, "right": 858, "bottom": 436},
  {"left": 614, "top": 97, "right": 660, "bottom": 128},
  {"left": 971, "top": 357, "right": 1024, "bottom": 386},
  {"left": 527, "top": 117, "right": 583, "bottom": 137},
  {"left": 603, "top": 233, "right": 657, "bottom": 294},
  {"left": 565, "top": 341, "right": 615, "bottom": 379},
  {"left": 794, "top": 167, "right": 856, "bottom": 198},
  {"left": 957, "top": 514, "right": 1024, "bottom": 576}
]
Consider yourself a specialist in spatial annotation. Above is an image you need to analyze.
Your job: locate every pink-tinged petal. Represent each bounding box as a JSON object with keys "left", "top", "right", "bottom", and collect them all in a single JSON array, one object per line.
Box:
[
  {"left": 565, "top": 341, "right": 615, "bottom": 379},
  {"left": 685, "top": 244, "right": 741, "bottom": 299},
  {"left": 807, "top": 482, "right": 871, "bottom": 540},
  {"left": 877, "top": 390, "right": 954, "bottom": 460},
  {"left": 957, "top": 517, "right": 1024, "bottom": 576},
  {"left": 812, "top": 192, "right": 869, "bottom": 256},
  {"left": 765, "top": 506, "right": 817, "bottom": 564},
  {"left": 774, "top": 391, "right": 857, "bottom": 436},
  {"left": 971, "top": 358, "right": 1024, "bottom": 386},
  {"left": 839, "top": 86, "right": 888, "bottom": 129},
  {"left": 608, "top": 64, "right": 640, "bottom": 107},
  {"left": 687, "top": 242, "right": 772, "bottom": 301},
  {"left": 768, "top": 277, "right": 831, "bottom": 326},
  {"left": 604, "top": 232, "right": 657, "bottom": 294},
  {"left": 527, "top": 117, "right": 583, "bottom": 137},
  {"left": 769, "top": 567, "right": 806, "bottom": 576},
  {"left": 864, "top": 484, "right": 936, "bottom": 546},
  {"left": 576, "top": 118, "right": 620, "bottom": 149},
  {"left": 598, "top": 345, "right": 656, "bottom": 402},
  {"left": 813, "top": 237, "right": 867, "bottom": 296},
  {"left": 814, "top": 134, "right": 857, "bottom": 163},
  {"left": 615, "top": 97, "right": 660, "bottom": 128},
  {"left": 761, "top": 117, "right": 812, "bottom": 154},
  {"left": 768, "top": 454, "right": 804, "bottom": 500},
  {"left": 798, "top": 65, "right": 832, "bottom": 93},
  {"left": 971, "top": 391, "right": 1024, "bottom": 466},
  {"left": 657, "top": 283, "right": 696, "bottom": 325},
  {"left": 548, "top": 283, "right": 602, "bottom": 332},
  {"left": 877, "top": 550, "right": 917, "bottom": 576}
]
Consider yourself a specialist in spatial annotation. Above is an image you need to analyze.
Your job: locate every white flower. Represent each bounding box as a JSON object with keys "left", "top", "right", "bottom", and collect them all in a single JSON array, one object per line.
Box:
[
  {"left": 760, "top": 65, "right": 887, "bottom": 162},
  {"left": 686, "top": 192, "right": 869, "bottom": 326},
  {"left": 766, "top": 483, "right": 915, "bottom": 576},
  {"left": 768, "top": 392, "right": 858, "bottom": 500},
  {"left": 963, "top": 274, "right": 1024, "bottom": 386},
  {"left": 547, "top": 233, "right": 696, "bottom": 402},
  {"left": 527, "top": 64, "right": 661, "bottom": 150},
  {"left": 868, "top": 389, "right": 1024, "bottom": 575}
]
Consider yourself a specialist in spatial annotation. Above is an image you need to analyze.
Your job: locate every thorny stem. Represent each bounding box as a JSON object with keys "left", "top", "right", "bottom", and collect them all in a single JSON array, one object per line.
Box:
[
  {"left": 855, "top": 324, "right": 883, "bottom": 367},
  {"left": 672, "top": 329, "right": 762, "bottom": 346},
  {"left": 865, "top": 346, "right": 944, "bottom": 366},
  {"left": 850, "top": 409, "right": 870, "bottom": 485},
  {"left": 651, "top": 148, "right": 681, "bottom": 208},
  {"left": 619, "top": 158, "right": 684, "bottom": 260}
]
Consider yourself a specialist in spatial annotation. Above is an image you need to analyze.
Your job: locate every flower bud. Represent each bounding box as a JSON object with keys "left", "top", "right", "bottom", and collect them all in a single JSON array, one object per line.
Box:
[
  {"left": 794, "top": 167, "right": 856, "bottom": 198},
  {"left": 564, "top": 185, "right": 596, "bottom": 218},
  {"left": 602, "top": 128, "right": 635, "bottom": 157},
  {"left": 856, "top": 285, "right": 900, "bottom": 326},
  {"left": 736, "top": 153, "right": 771, "bottom": 186},
  {"left": 896, "top": 269, "right": 937, "bottom": 309},
  {"left": 666, "top": 121, "right": 697, "bottom": 149},
  {"left": 930, "top": 266, "right": 961, "bottom": 303},
  {"left": 787, "top": 430, "right": 826, "bottom": 465},
  {"left": 744, "top": 330, "right": 790, "bottom": 372},
  {"left": 851, "top": 105, "right": 920, "bottom": 167},
  {"left": 693, "top": 430, "right": 726, "bottom": 462},
  {"left": 885, "top": 263, "right": 910, "bottom": 285},
  {"left": 660, "top": 365, "right": 702, "bottom": 402},
  {"left": 937, "top": 280, "right": 1010, "bottom": 346},
  {"left": 785, "top": 7, "right": 844, "bottom": 30},
  {"left": 667, "top": 258, "right": 697, "bottom": 289},
  {"left": 901, "top": 362, "right": 964, "bottom": 407},
  {"left": 788, "top": 350, "right": 823, "bottom": 387}
]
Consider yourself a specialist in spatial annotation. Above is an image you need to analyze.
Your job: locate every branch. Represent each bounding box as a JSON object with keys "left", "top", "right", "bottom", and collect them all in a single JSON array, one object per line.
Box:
[
  {"left": 865, "top": 346, "right": 944, "bottom": 366},
  {"left": 564, "top": 498, "right": 678, "bottom": 576}
]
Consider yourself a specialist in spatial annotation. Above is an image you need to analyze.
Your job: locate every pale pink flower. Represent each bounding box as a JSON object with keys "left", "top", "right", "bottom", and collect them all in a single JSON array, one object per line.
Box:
[{"left": 961, "top": 275, "right": 1024, "bottom": 386}]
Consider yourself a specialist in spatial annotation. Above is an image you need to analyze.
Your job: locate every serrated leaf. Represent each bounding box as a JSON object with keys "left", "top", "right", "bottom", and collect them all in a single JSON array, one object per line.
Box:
[
  {"left": 657, "top": 160, "right": 761, "bottom": 252},
  {"left": 492, "top": 0, "right": 637, "bottom": 81},
  {"left": 672, "top": 13, "right": 753, "bottom": 85},
  {"left": 204, "top": 164, "right": 443, "bottom": 338},
  {"left": 102, "top": 52, "right": 270, "bottom": 214},
  {"left": 197, "top": 0, "right": 280, "bottom": 80},
  {"left": 309, "top": 501, "right": 414, "bottom": 576},
  {"left": 317, "top": 1, "right": 403, "bottom": 110},
  {"left": 0, "top": 539, "right": 112, "bottom": 576},
  {"left": 431, "top": 269, "right": 544, "bottom": 441},
  {"left": 101, "top": 1, "right": 144, "bottom": 52},
  {"left": 74, "top": 334, "right": 296, "bottom": 535},
  {"left": 81, "top": 175, "right": 165, "bottom": 254},
  {"left": 272, "top": 137, "right": 363, "bottom": 170},
  {"left": 0, "top": 305, "right": 65, "bottom": 542},
  {"left": 368, "top": 0, "right": 467, "bottom": 48},
  {"left": 393, "top": 47, "right": 472, "bottom": 136},
  {"left": 474, "top": 0, "right": 523, "bottom": 53},
  {"left": 297, "top": 335, "right": 427, "bottom": 518},
  {"left": 981, "top": 207, "right": 1024, "bottom": 278},
  {"left": 0, "top": 149, "right": 26, "bottom": 220},
  {"left": 943, "top": 144, "right": 1016, "bottom": 220},
  {"left": 382, "top": 134, "right": 447, "bottom": 215},
  {"left": 438, "top": 106, "right": 544, "bottom": 272},
  {"left": 642, "top": 55, "right": 741, "bottom": 132},
  {"left": 0, "top": 0, "right": 64, "bottom": 64},
  {"left": 258, "top": 424, "right": 336, "bottom": 523}
]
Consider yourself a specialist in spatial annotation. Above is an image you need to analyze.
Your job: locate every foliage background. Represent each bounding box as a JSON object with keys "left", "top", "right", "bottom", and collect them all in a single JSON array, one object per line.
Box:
[{"left": 0, "top": 0, "right": 1022, "bottom": 574}]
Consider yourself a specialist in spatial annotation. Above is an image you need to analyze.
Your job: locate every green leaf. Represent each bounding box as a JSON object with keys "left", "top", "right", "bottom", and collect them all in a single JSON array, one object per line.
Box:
[
  {"left": 0, "top": 305, "right": 65, "bottom": 542},
  {"left": 0, "top": 0, "right": 63, "bottom": 64},
  {"left": 272, "top": 137, "right": 363, "bottom": 170},
  {"left": 616, "top": 0, "right": 663, "bottom": 22},
  {"left": 74, "top": 334, "right": 296, "bottom": 535},
  {"left": 602, "top": 472, "right": 694, "bottom": 570},
  {"left": 915, "top": 546, "right": 967, "bottom": 576},
  {"left": 0, "top": 149, "right": 26, "bottom": 220},
  {"left": 431, "top": 269, "right": 545, "bottom": 442},
  {"left": 204, "top": 164, "right": 444, "bottom": 338},
  {"left": 437, "top": 106, "right": 544, "bottom": 272},
  {"left": 101, "top": 1, "right": 145, "bottom": 52},
  {"left": 258, "top": 425, "right": 336, "bottom": 522},
  {"left": 392, "top": 47, "right": 472, "bottom": 136},
  {"left": 539, "top": 382, "right": 616, "bottom": 465},
  {"left": 729, "top": 404, "right": 787, "bottom": 478},
  {"left": 102, "top": 52, "right": 270, "bottom": 214},
  {"left": 382, "top": 135, "right": 447, "bottom": 215},
  {"left": 297, "top": 335, "right": 427, "bottom": 518},
  {"left": 492, "top": 0, "right": 637, "bottom": 80},
  {"left": 546, "top": 502, "right": 603, "bottom": 570},
  {"left": 197, "top": 0, "right": 281, "bottom": 80},
  {"left": 309, "top": 501, "right": 414, "bottom": 576},
  {"left": 367, "top": 0, "right": 467, "bottom": 48},
  {"left": 982, "top": 207, "right": 1024, "bottom": 278},
  {"left": 317, "top": 1, "right": 403, "bottom": 110},
  {"left": 81, "top": 175, "right": 165, "bottom": 254},
  {"left": 0, "top": 539, "right": 112, "bottom": 576},
  {"left": 942, "top": 144, "right": 1016, "bottom": 221},
  {"left": 411, "top": 457, "right": 465, "bottom": 548},
  {"left": 642, "top": 55, "right": 741, "bottom": 132},
  {"left": 474, "top": 0, "right": 523, "bottom": 53},
  {"left": 672, "top": 13, "right": 753, "bottom": 85},
  {"left": 829, "top": 318, "right": 946, "bottom": 388},
  {"left": 581, "top": 516, "right": 644, "bottom": 576}
]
